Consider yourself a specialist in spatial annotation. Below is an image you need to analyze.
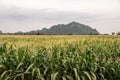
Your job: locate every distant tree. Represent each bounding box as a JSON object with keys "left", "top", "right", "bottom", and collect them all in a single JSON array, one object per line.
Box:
[
  {"left": 24, "top": 33, "right": 26, "bottom": 35},
  {"left": 102, "top": 34, "right": 109, "bottom": 35},
  {"left": 117, "top": 32, "right": 120, "bottom": 35},
  {"left": 68, "top": 33, "right": 72, "bottom": 35},
  {"left": 112, "top": 32, "right": 115, "bottom": 35},
  {"left": 37, "top": 32, "right": 40, "bottom": 35}
]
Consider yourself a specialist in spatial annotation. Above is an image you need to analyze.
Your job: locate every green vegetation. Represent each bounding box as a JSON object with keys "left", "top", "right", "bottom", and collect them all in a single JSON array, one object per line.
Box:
[
  {"left": 14, "top": 22, "right": 99, "bottom": 35},
  {"left": 0, "top": 35, "right": 120, "bottom": 80}
]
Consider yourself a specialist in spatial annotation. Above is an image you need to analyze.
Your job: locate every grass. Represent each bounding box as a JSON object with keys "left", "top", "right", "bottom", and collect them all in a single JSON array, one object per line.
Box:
[{"left": 0, "top": 35, "right": 120, "bottom": 80}]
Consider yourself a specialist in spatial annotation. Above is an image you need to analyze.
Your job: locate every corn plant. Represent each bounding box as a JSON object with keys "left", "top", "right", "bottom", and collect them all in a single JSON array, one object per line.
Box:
[{"left": 0, "top": 35, "right": 120, "bottom": 80}]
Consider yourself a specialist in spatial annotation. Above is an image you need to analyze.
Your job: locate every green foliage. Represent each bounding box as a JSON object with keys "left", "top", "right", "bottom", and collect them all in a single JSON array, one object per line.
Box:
[{"left": 0, "top": 35, "right": 120, "bottom": 80}]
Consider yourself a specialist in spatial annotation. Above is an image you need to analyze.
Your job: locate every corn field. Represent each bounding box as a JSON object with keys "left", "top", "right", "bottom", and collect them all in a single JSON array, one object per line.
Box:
[{"left": 0, "top": 35, "right": 120, "bottom": 80}]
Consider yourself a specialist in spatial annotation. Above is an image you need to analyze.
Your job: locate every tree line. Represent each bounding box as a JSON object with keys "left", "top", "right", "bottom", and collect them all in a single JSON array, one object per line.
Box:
[{"left": 0, "top": 30, "right": 120, "bottom": 35}]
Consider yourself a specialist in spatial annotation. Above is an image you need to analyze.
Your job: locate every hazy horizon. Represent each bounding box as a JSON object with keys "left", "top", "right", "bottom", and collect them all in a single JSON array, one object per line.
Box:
[{"left": 0, "top": 0, "right": 120, "bottom": 34}]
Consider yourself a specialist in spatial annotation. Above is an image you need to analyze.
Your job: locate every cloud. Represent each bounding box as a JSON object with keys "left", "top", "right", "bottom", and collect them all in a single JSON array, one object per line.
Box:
[
  {"left": 0, "top": 2, "right": 120, "bottom": 33},
  {"left": 0, "top": 7, "right": 103, "bottom": 22}
]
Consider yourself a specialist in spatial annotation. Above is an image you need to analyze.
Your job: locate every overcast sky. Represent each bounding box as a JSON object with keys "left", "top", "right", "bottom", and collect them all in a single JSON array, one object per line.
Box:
[{"left": 0, "top": 0, "right": 120, "bottom": 34}]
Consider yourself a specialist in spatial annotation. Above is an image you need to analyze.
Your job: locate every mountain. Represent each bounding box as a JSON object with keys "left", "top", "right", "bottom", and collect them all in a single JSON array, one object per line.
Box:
[
  {"left": 44, "top": 22, "right": 99, "bottom": 35},
  {"left": 32, "top": 22, "right": 99, "bottom": 35},
  {"left": 16, "top": 21, "right": 99, "bottom": 35}
]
